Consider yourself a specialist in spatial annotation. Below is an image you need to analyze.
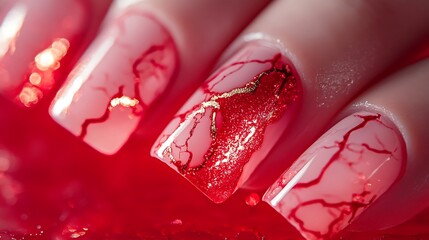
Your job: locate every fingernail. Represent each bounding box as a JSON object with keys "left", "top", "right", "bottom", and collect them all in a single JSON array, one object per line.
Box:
[
  {"left": 50, "top": 3, "right": 178, "bottom": 155},
  {"left": 151, "top": 41, "right": 302, "bottom": 203},
  {"left": 0, "top": 0, "right": 89, "bottom": 107},
  {"left": 263, "top": 112, "right": 406, "bottom": 240}
]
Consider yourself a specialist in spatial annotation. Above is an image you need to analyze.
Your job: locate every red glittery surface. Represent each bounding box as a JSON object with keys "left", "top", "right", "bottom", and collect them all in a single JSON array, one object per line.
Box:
[
  {"left": 152, "top": 43, "right": 303, "bottom": 204},
  {"left": 173, "top": 55, "right": 299, "bottom": 203}
]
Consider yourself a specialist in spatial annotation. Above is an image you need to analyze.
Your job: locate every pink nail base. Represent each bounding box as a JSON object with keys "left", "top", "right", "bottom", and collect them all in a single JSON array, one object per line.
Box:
[
  {"left": 264, "top": 112, "right": 406, "bottom": 240},
  {"left": 50, "top": 6, "right": 178, "bottom": 155}
]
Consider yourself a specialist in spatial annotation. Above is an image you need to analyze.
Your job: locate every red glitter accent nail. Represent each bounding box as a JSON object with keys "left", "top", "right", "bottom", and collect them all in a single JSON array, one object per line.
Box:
[
  {"left": 153, "top": 42, "right": 301, "bottom": 203},
  {"left": 264, "top": 112, "right": 406, "bottom": 240}
]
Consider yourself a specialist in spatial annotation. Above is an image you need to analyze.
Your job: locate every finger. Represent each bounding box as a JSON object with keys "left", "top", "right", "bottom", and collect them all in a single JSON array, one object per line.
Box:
[
  {"left": 49, "top": 0, "right": 270, "bottom": 154},
  {"left": 150, "top": 0, "right": 429, "bottom": 204},
  {"left": 243, "top": 0, "right": 429, "bottom": 188},
  {"left": 263, "top": 57, "right": 429, "bottom": 239},
  {"left": 348, "top": 58, "right": 429, "bottom": 231},
  {"left": 0, "top": 0, "right": 112, "bottom": 107}
]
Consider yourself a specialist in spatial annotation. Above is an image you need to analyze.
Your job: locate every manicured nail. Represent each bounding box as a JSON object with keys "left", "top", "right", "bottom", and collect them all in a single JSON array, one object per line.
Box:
[
  {"left": 50, "top": 3, "right": 178, "bottom": 155},
  {"left": 151, "top": 41, "right": 302, "bottom": 203},
  {"left": 263, "top": 112, "right": 406, "bottom": 240},
  {"left": 0, "top": 0, "right": 89, "bottom": 107}
]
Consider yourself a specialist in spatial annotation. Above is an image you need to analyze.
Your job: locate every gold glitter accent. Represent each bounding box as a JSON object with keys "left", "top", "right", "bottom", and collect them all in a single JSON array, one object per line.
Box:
[
  {"left": 203, "top": 72, "right": 263, "bottom": 138},
  {"left": 163, "top": 146, "right": 175, "bottom": 162},
  {"left": 109, "top": 96, "right": 139, "bottom": 110},
  {"left": 210, "top": 111, "right": 217, "bottom": 138}
]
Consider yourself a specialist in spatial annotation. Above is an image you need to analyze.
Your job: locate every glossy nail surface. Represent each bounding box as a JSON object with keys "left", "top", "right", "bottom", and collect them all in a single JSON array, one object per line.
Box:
[
  {"left": 152, "top": 41, "right": 301, "bottom": 203},
  {"left": 50, "top": 3, "right": 178, "bottom": 155},
  {"left": 0, "top": 0, "right": 89, "bottom": 107},
  {"left": 264, "top": 112, "right": 406, "bottom": 240}
]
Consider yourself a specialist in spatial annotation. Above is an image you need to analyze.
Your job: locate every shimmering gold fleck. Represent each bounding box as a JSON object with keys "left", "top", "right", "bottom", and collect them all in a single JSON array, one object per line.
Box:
[{"left": 109, "top": 96, "right": 139, "bottom": 110}]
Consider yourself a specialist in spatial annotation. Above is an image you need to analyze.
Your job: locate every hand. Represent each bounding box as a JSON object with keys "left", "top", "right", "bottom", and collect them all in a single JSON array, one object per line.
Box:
[{"left": 0, "top": 0, "right": 428, "bottom": 239}]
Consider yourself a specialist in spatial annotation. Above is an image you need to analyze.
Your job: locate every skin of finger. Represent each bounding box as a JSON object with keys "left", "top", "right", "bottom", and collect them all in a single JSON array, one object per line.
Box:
[
  {"left": 130, "top": 0, "right": 272, "bottom": 140},
  {"left": 238, "top": 0, "right": 429, "bottom": 189},
  {"left": 344, "top": 58, "right": 429, "bottom": 231},
  {"left": 88, "top": 0, "right": 113, "bottom": 26},
  {"left": 82, "top": 0, "right": 114, "bottom": 50}
]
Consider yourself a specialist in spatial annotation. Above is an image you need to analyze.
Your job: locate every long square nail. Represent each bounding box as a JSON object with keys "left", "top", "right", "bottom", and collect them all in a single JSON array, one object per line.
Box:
[
  {"left": 152, "top": 41, "right": 302, "bottom": 203},
  {"left": 50, "top": 3, "right": 178, "bottom": 155},
  {"left": 263, "top": 112, "right": 406, "bottom": 240}
]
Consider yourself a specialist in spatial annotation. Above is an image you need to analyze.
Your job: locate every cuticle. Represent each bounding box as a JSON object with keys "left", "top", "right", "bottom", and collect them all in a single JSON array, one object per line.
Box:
[
  {"left": 350, "top": 101, "right": 408, "bottom": 142},
  {"left": 217, "top": 32, "right": 305, "bottom": 83}
]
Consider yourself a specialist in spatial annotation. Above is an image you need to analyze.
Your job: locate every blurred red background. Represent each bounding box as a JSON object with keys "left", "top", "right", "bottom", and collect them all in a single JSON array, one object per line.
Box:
[{"left": 0, "top": 83, "right": 429, "bottom": 240}]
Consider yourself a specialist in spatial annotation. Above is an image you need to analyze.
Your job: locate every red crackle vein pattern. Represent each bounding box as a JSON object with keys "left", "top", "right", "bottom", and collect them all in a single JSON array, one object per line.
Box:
[
  {"left": 264, "top": 113, "right": 405, "bottom": 240},
  {"left": 48, "top": 6, "right": 178, "bottom": 154},
  {"left": 154, "top": 52, "right": 300, "bottom": 203},
  {"left": 78, "top": 43, "right": 170, "bottom": 139}
]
